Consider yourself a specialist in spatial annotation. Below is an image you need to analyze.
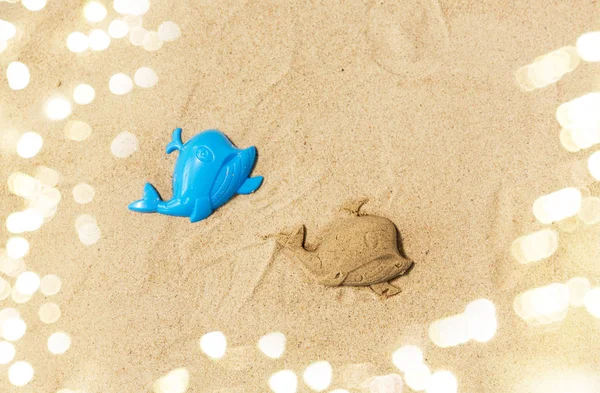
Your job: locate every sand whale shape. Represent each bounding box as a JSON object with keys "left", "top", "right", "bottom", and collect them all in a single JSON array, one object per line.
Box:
[
  {"left": 276, "top": 199, "right": 413, "bottom": 297},
  {"left": 129, "top": 128, "right": 263, "bottom": 222}
]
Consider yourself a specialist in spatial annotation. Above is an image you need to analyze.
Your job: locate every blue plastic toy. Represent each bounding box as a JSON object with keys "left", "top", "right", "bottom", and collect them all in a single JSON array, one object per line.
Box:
[{"left": 128, "top": 128, "right": 263, "bottom": 222}]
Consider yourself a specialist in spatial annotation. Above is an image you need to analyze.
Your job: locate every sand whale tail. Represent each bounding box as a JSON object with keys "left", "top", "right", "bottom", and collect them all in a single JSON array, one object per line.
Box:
[{"left": 128, "top": 183, "right": 162, "bottom": 213}]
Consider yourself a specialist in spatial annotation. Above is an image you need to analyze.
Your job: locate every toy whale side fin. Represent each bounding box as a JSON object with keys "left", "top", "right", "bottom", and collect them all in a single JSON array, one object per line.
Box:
[
  {"left": 128, "top": 183, "right": 162, "bottom": 213},
  {"left": 190, "top": 197, "right": 213, "bottom": 223},
  {"left": 166, "top": 128, "right": 184, "bottom": 154},
  {"left": 237, "top": 176, "right": 264, "bottom": 195}
]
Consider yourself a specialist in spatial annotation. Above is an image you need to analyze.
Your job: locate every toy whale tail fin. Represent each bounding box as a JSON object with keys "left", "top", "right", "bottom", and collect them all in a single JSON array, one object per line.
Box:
[
  {"left": 128, "top": 183, "right": 162, "bottom": 213},
  {"left": 166, "top": 127, "right": 184, "bottom": 154}
]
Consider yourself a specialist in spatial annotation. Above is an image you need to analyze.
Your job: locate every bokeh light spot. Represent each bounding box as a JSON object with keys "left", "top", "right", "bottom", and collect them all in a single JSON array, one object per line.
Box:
[
  {"left": 199, "top": 331, "right": 227, "bottom": 359},
  {"left": 48, "top": 332, "right": 71, "bottom": 354},
  {"left": 17, "top": 131, "right": 43, "bottom": 158},
  {"left": 111, "top": 131, "right": 138, "bottom": 157}
]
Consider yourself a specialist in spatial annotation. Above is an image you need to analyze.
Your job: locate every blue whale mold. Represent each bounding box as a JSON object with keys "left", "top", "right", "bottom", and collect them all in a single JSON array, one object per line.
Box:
[{"left": 128, "top": 128, "right": 264, "bottom": 222}]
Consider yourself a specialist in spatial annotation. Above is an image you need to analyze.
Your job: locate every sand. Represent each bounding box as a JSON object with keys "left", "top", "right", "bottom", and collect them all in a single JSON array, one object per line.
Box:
[{"left": 1, "top": 0, "right": 600, "bottom": 392}]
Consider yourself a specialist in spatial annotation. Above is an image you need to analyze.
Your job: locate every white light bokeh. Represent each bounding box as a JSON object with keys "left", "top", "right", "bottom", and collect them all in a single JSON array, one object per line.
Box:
[
  {"left": 129, "top": 26, "right": 147, "bottom": 46},
  {"left": 17, "top": 131, "right": 43, "bottom": 158},
  {"left": 67, "top": 32, "right": 89, "bottom": 53},
  {"left": 515, "top": 283, "right": 571, "bottom": 325},
  {"left": 21, "top": 0, "right": 47, "bottom": 11},
  {"left": 0, "top": 341, "right": 16, "bottom": 365},
  {"left": 303, "top": 361, "right": 332, "bottom": 392},
  {"left": 45, "top": 97, "right": 72, "bottom": 121},
  {"left": 124, "top": 15, "right": 143, "bottom": 29},
  {"left": 6, "top": 237, "right": 29, "bottom": 259},
  {"left": 8, "top": 361, "right": 34, "bottom": 386},
  {"left": 73, "top": 183, "right": 95, "bottom": 204},
  {"left": 532, "top": 187, "right": 582, "bottom": 224},
  {"left": 367, "top": 374, "right": 404, "bottom": 393},
  {"left": 77, "top": 221, "right": 101, "bottom": 245},
  {"left": 425, "top": 371, "right": 457, "bottom": 393},
  {"left": 108, "top": 19, "right": 129, "bottom": 38},
  {"left": 89, "top": 29, "right": 111, "bottom": 51},
  {"left": 269, "top": 370, "right": 298, "bottom": 393},
  {"left": 48, "top": 331, "right": 71, "bottom": 354},
  {"left": 39, "top": 302, "right": 61, "bottom": 324},
  {"left": 142, "top": 31, "right": 163, "bottom": 51},
  {"left": 199, "top": 331, "right": 227, "bottom": 359},
  {"left": 64, "top": 120, "right": 92, "bottom": 141},
  {"left": 15, "top": 271, "right": 41, "bottom": 296},
  {"left": 11, "top": 287, "right": 32, "bottom": 304},
  {"left": 158, "top": 21, "right": 181, "bottom": 41},
  {"left": 588, "top": 151, "right": 600, "bottom": 180},
  {"left": 134, "top": 66, "right": 158, "bottom": 88},
  {"left": 0, "top": 40, "right": 7, "bottom": 53},
  {"left": 566, "top": 277, "right": 591, "bottom": 307},
  {"left": 510, "top": 229, "right": 558, "bottom": 264},
  {"left": 111, "top": 131, "right": 138, "bottom": 157},
  {"left": 583, "top": 287, "right": 600, "bottom": 318},
  {"left": 404, "top": 363, "right": 431, "bottom": 392},
  {"left": 578, "top": 197, "right": 600, "bottom": 224},
  {"left": 35, "top": 166, "right": 60, "bottom": 187},
  {"left": 258, "top": 331, "right": 286, "bottom": 359},
  {"left": 1, "top": 317, "right": 27, "bottom": 341},
  {"left": 153, "top": 368, "right": 190, "bottom": 393},
  {"left": 0, "top": 278, "right": 10, "bottom": 300},
  {"left": 576, "top": 31, "right": 600, "bottom": 62},
  {"left": 84, "top": 1, "right": 107, "bottom": 22},
  {"left": 392, "top": 345, "right": 423, "bottom": 373},
  {"left": 0, "top": 19, "right": 16, "bottom": 41},
  {"left": 8, "top": 172, "right": 42, "bottom": 199},
  {"left": 428, "top": 314, "right": 469, "bottom": 348},
  {"left": 73, "top": 83, "right": 96, "bottom": 105},
  {"left": 464, "top": 299, "right": 497, "bottom": 343},
  {"left": 7, "top": 61, "right": 30, "bottom": 90},
  {"left": 109, "top": 73, "right": 133, "bottom": 95},
  {"left": 40, "top": 274, "right": 62, "bottom": 296}
]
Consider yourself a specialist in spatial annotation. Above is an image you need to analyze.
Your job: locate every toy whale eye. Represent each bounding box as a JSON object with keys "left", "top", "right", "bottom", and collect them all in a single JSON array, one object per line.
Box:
[{"left": 196, "top": 146, "right": 214, "bottom": 163}]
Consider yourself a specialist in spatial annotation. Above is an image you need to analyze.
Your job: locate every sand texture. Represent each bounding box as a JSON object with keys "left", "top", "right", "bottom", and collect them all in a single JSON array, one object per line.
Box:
[{"left": 1, "top": 0, "right": 600, "bottom": 392}]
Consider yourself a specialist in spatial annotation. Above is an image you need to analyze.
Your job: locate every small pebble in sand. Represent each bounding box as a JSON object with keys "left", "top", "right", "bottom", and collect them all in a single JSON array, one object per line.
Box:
[
  {"left": 84, "top": 1, "right": 107, "bottom": 23},
  {"left": 153, "top": 368, "right": 190, "bottom": 393},
  {"left": 532, "top": 187, "right": 582, "bottom": 225},
  {"left": 89, "top": 29, "right": 111, "bottom": 51},
  {"left": 158, "top": 21, "right": 181, "bottom": 41},
  {"left": 109, "top": 73, "right": 133, "bottom": 95},
  {"left": 199, "top": 331, "right": 227, "bottom": 359},
  {"left": 21, "top": 0, "right": 46, "bottom": 11},
  {"left": 40, "top": 274, "right": 62, "bottom": 296},
  {"left": 257, "top": 331, "right": 286, "bottom": 359},
  {"left": 392, "top": 345, "right": 423, "bottom": 373},
  {"left": 403, "top": 363, "right": 431, "bottom": 392},
  {"left": 576, "top": 31, "right": 600, "bottom": 63},
  {"left": 73, "top": 183, "right": 95, "bottom": 204},
  {"left": 17, "top": 131, "right": 43, "bottom": 158},
  {"left": 73, "top": 83, "right": 95, "bottom": 105},
  {"left": 0, "top": 341, "right": 15, "bottom": 364},
  {"left": 134, "top": 67, "right": 158, "bottom": 88},
  {"left": 129, "top": 26, "right": 147, "bottom": 46},
  {"left": 39, "top": 302, "right": 61, "bottom": 324},
  {"left": 368, "top": 374, "right": 403, "bottom": 393},
  {"left": 7, "top": 61, "right": 30, "bottom": 90},
  {"left": 425, "top": 371, "right": 456, "bottom": 393},
  {"left": 142, "top": 31, "right": 163, "bottom": 51},
  {"left": 510, "top": 229, "right": 558, "bottom": 264},
  {"left": 6, "top": 237, "right": 29, "bottom": 259},
  {"left": 67, "top": 31, "right": 89, "bottom": 53},
  {"left": 584, "top": 287, "right": 600, "bottom": 318},
  {"left": 303, "top": 361, "right": 332, "bottom": 392},
  {"left": 64, "top": 120, "right": 92, "bottom": 141},
  {"left": 108, "top": 19, "right": 129, "bottom": 38},
  {"left": 111, "top": 131, "right": 138, "bottom": 157},
  {"left": 48, "top": 332, "right": 71, "bottom": 354},
  {"left": 8, "top": 361, "right": 33, "bottom": 386},
  {"left": 269, "top": 370, "right": 298, "bottom": 393},
  {"left": 566, "top": 277, "right": 591, "bottom": 307},
  {"left": 45, "top": 97, "right": 72, "bottom": 121},
  {"left": 15, "top": 271, "right": 40, "bottom": 296}
]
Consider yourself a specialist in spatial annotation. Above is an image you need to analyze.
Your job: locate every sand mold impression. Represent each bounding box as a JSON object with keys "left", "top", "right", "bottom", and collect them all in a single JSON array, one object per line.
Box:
[{"left": 274, "top": 199, "right": 413, "bottom": 297}]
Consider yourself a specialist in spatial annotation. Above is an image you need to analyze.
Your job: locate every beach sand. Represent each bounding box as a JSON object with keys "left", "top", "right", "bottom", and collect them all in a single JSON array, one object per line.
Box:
[{"left": 1, "top": 0, "right": 600, "bottom": 392}]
